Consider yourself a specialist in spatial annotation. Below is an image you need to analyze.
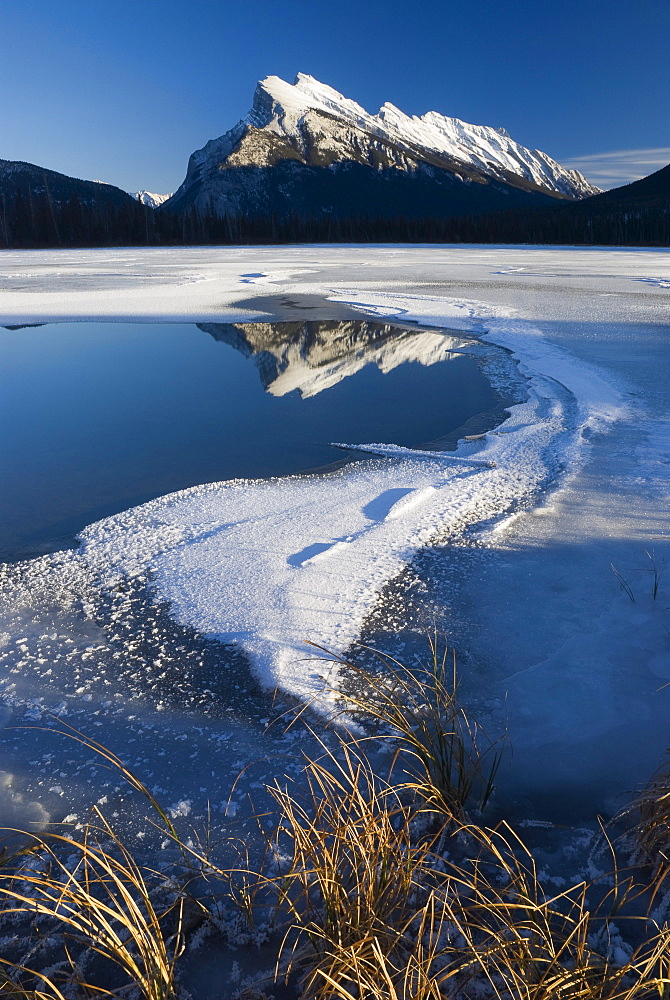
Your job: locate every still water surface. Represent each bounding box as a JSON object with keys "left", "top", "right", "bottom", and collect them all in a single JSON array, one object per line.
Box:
[{"left": 0, "top": 319, "right": 502, "bottom": 560}]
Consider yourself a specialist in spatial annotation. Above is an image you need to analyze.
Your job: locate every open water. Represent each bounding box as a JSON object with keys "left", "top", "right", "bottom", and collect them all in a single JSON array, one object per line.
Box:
[{"left": 0, "top": 319, "right": 503, "bottom": 559}]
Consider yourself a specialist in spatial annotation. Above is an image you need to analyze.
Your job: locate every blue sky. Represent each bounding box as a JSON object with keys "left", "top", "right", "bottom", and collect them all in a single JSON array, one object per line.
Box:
[{"left": 2, "top": 0, "right": 668, "bottom": 193}]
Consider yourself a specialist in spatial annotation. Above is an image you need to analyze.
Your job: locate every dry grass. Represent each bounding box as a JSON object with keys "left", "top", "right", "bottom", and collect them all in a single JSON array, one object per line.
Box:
[
  {"left": 633, "top": 756, "right": 670, "bottom": 871},
  {"left": 440, "top": 821, "right": 670, "bottom": 1000},
  {"left": 618, "top": 753, "right": 670, "bottom": 910},
  {"left": 310, "top": 636, "right": 503, "bottom": 819},
  {"left": 0, "top": 809, "right": 184, "bottom": 999},
  {"left": 0, "top": 961, "right": 69, "bottom": 999},
  {"left": 0, "top": 663, "right": 669, "bottom": 998},
  {"left": 265, "top": 740, "right": 670, "bottom": 999},
  {"left": 300, "top": 892, "right": 459, "bottom": 1000},
  {"left": 267, "top": 737, "right": 446, "bottom": 997}
]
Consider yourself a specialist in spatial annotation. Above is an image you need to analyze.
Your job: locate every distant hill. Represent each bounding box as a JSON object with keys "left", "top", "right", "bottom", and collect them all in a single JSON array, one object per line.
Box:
[
  {"left": 1, "top": 155, "right": 666, "bottom": 250},
  {"left": 403, "top": 162, "right": 670, "bottom": 246},
  {"left": 0, "top": 158, "right": 163, "bottom": 248},
  {"left": 0, "top": 159, "right": 136, "bottom": 210},
  {"left": 582, "top": 163, "right": 670, "bottom": 206},
  {"left": 518, "top": 162, "right": 670, "bottom": 244}
]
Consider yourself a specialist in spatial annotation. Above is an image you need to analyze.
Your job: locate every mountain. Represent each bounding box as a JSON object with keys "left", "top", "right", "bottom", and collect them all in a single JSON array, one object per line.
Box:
[
  {"left": 0, "top": 159, "right": 159, "bottom": 248},
  {"left": 198, "top": 319, "right": 473, "bottom": 399},
  {"left": 0, "top": 159, "right": 137, "bottom": 210},
  {"left": 131, "top": 190, "right": 173, "bottom": 208},
  {"left": 165, "top": 73, "right": 598, "bottom": 220},
  {"left": 536, "top": 161, "right": 670, "bottom": 245},
  {"left": 438, "top": 161, "right": 670, "bottom": 246},
  {"left": 580, "top": 162, "right": 669, "bottom": 207}
]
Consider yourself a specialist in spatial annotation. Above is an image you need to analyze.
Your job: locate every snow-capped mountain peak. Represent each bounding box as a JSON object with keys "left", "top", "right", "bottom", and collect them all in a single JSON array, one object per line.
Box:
[
  {"left": 131, "top": 190, "right": 172, "bottom": 208},
  {"left": 247, "top": 73, "right": 376, "bottom": 133},
  {"left": 241, "top": 74, "right": 598, "bottom": 198},
  {"left": 165, "top": 73, "right": 598, "bottom": 218},
  {"left": 292, "top": 72, "right": 374, "bottom": 123}
]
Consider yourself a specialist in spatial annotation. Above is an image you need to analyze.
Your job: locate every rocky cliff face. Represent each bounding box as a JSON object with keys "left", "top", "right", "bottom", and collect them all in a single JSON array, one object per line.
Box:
[{"left": 166, "top": 74, "right": 598, "bottom": 219}]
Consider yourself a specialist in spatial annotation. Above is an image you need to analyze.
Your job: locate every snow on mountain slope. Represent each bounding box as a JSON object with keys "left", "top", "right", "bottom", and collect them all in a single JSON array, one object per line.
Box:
[
  {"left": 256, "top": 73, "right": 597, "bottom": 197},
  {"left": 131, "top": 190, "right": 172, "bottom": 208},
  {"left": 166, "top": 73, "right": 597, "bottom": 217},
  {"left": 379, "top": 102, "right": 596, "bottom": 197}
]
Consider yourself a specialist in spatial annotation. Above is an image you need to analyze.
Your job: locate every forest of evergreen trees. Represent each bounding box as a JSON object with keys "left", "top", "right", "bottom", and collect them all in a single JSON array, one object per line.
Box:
[{"left": 1, "top": 185, "right": 668, "bottom": 249}]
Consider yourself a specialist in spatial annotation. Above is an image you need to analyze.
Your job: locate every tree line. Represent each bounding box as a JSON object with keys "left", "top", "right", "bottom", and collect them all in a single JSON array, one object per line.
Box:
[{"left": 1, "top": 188, "right": 668, "bottom": 249}]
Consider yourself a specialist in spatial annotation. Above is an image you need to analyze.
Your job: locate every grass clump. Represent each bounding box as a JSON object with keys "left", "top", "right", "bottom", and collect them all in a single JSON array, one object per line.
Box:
[
  {"left": 619, "top": 752, "right": 670, "bottom": 904},
  {"left": 441, "top": 821, "right": 670, "bottom": 1000},
  {"left": 0, "top": 808, "right": 185, "bottom": 1000},
  {"left": 1, "top": 646, "right": 670, "bottom": 998},
  {"left": 268, "top": 751, "right": 670, "bottom": 999},
  {"left": 267, "top": 737, "right": 446, "bottom": 997},
  {"left": 311, "top": 635, "right": 503, "bottom": 819}
]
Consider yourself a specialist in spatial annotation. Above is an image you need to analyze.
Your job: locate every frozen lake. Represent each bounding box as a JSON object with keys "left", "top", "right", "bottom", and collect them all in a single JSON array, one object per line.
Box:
[
  {"left": 0, "top": 318, "right": 503, "bottom": 559},
  {"left": 0, "top": 244, "right": 667, "bottom": 845}
]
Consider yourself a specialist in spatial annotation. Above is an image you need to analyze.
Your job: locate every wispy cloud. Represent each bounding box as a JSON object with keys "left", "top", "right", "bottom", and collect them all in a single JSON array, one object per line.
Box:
[{"left": 561, "top": 148, "right": 670, "bottom": 190}]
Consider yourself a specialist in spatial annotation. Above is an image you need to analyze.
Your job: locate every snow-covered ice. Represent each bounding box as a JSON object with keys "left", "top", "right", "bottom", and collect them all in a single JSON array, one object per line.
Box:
[{"left": 0, "top": 244, "right": 668, "bottom": 828}]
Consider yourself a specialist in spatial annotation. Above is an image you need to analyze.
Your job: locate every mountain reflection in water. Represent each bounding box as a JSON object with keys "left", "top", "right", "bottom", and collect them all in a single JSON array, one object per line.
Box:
[
  {"left": 0, "top": 319, "right": 507, "bottom": 560},
  {"left": 198, "top": 320, "right": 472, "bottom": 398}
]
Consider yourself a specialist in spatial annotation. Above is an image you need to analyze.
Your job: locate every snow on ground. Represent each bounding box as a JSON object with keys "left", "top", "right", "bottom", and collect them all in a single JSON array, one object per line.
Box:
[{"left": 0, "top": 244, "right": 668, "bottom": 831}]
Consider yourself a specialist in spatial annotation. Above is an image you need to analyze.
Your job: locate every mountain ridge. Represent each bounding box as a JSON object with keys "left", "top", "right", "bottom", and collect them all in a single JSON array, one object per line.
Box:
[
  {"left": 0, "top": 158, "right": 137, "bottom": 210},
  {"left": 583, "top": 162, "right": 669, "bottom": 204},
  {"left": 164, "top": 73, "right": 598, "bottom": 219}
]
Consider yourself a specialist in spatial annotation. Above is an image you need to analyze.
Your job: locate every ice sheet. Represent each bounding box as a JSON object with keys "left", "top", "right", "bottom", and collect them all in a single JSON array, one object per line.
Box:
[{"left": 0, "top": 245, "right": 668, "bottom": 822}]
